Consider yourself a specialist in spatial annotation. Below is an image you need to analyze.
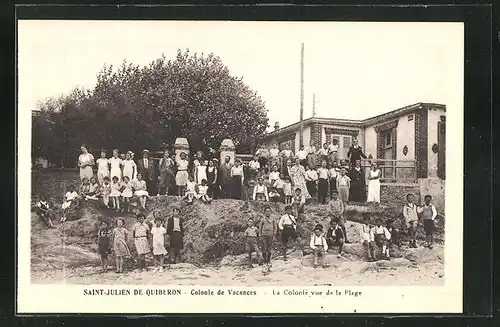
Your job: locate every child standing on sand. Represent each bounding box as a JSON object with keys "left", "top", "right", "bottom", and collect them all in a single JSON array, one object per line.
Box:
[
  {"left": 97, "top": 220, "right": 112, "bottom": 272},
  {"left": 167, "top": 208, "right": 184, "bottom": 264},
  {"left": 259, "top": 205, "right": 277, "bottom": 271},
  {"left": 112, "top": 218, "right": 130, "bottom": 273},
  {"left": 418, "top": 195, "right": 438, "bottom": 249},
  {"left": 244, "top": 218, "right": 263, "bottom": 267},
  {"left": 151, "top": 217, "right": 168, "bottom": 272},
  {"left": 278, "top": 205, "right": 302, "bottom": 261},
  {"left": 310, "top": 224, "right": 328, "bottom": 268},
  {"left": 132, "top": 213, "right": 150, "bottom": 272}
]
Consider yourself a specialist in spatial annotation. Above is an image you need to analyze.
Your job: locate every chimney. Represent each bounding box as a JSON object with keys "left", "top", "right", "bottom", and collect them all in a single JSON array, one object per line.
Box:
[{"left": 274, "top": 121, "right": 280, "bottom": 131}]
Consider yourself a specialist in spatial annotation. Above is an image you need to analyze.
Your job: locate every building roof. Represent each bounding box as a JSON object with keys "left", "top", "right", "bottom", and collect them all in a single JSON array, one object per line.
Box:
[{"left": 266, "top": 102, "right": 446, "bottom": 138}]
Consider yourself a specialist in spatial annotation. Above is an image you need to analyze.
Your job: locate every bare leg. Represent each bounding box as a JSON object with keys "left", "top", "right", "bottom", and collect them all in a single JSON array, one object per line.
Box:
[{"left": 115, "top": 257, "right": 120, "bottom": 272}]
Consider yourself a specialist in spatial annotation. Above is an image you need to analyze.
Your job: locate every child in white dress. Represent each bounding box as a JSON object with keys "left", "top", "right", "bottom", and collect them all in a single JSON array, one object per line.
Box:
[
  {"left": 197, "top": 179, "right": 212, "bottom": 204},
  {"left": 283, "top": 176, "right": 293, "bottom": 204},
  {"left": 110, "top": 176, "right": 122, "bottom": 211},
  {"left": 109, "top": 149, "right": 123, "bottom": 181},
  {"left": 61, "top": 185, "right": 79, "bottom": 222},
  {"left": 195, "top": 160, "right": 208, "bottom": 185},
  {"left": 184, "top": 176, "right": 197, "bottom": 204},
  {"left": 120, "top": 176, "right": 133, "bottom": 212},
  {"left": 96, "top": 150, "right": 110, "bottom": 184},
  {"left": 151, "top": 217, "right": 168, "bottom": 272},
  {"left": 133, "top": 173, "right": 149, "bottom": 210},
  {"left": 100, "top": 176, "right": 112, "bottom": 208},
  {"left": 122, "top": 151, "right": 137, "bottom": 181}
]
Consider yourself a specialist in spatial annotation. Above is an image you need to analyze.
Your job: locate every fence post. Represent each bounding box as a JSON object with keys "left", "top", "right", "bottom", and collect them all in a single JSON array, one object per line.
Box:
[
  {"left": 220, "top": 139, "right": 235, "bottom": 165},
  {"left": 174, "top": 138, "right": 190, "bottom": 163}
]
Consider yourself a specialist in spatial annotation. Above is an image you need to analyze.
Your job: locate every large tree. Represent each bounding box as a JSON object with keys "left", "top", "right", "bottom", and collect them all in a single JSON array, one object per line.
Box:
[{"left": 34, "top": 49, "right": 269, "bottom": 166}]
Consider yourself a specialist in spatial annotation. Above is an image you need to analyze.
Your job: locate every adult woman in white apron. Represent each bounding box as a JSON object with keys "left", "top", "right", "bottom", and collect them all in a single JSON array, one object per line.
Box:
[
  {"left": 367, "top": 162, "right": 381, "bottom": 203},
  {"left": 78, "top": 145, "right": 95, "bottom": 181}
]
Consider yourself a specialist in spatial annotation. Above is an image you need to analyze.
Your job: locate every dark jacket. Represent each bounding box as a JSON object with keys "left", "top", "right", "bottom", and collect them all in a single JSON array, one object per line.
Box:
[
  {"left": 136, "top": 157, "right": 159, "bottom": 181},
  {"left": 166, "top": 217, "right": 184, "bottom": 235}
]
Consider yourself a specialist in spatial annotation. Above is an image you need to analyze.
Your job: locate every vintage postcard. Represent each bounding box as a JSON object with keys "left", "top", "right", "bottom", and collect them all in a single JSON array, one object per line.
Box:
[{"left": 17, "top": 20, "right": 463, "bottom": 314}]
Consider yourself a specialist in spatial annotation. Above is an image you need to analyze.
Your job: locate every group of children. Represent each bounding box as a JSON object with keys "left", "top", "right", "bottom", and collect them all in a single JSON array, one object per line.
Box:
[
  {"left": 240, "top": 192, "right": 438, "bottom": 272},
  {"left": 97, "top": 209, "right": 185, "bottom": 273}
]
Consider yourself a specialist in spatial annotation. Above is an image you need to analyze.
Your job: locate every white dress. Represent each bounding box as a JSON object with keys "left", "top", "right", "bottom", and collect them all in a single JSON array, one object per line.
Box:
[
  {"left": 122, "top": 159, "right": 137, "bottom": 181},
  {"left": 109, "top": 157, "right": 123, "bottom": 181},
  {"left": 367, "top": 169, "right": 381, "bottom": 203},
  {"left": 185, "top": 181, "right": 197, "bottom": 196},
  {"left": 78, "top": 153, "right": 95, "bottom": 181},
  {"left": 151, "top": 226, "right": 167, "bottom": 256},
  {"left": 196, "top": 165, "right": 208, "bottom": 184},
  {"left": 96, "top": 158, "right": 110, "bottom": 184}
]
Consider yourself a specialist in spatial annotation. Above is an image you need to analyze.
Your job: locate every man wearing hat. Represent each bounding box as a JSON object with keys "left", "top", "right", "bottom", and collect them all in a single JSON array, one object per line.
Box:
[
  {"left": 136, "top": 149, "right": 159, "bottom": 196},
  {"left": 310, "top": 224, "right": 328, "bottom": 268}
]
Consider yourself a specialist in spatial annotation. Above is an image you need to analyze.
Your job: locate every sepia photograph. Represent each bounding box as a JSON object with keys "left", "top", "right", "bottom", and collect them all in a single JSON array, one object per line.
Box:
[{"left": 17, "top": 20, "right": 463, "bottom": 313}]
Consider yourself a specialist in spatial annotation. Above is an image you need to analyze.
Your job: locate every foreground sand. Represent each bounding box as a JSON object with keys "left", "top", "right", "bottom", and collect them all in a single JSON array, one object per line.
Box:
[{"left": 31, "top": 248, "right": 444, "bottom": 286}]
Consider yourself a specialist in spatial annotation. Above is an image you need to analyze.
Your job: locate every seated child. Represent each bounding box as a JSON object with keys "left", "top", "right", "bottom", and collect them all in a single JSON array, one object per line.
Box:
[
  {"left": 369, "top": 218, "right": 391, "bottom": 260},
  {"left": 310, "top": 224, "right": 328, "bottom": 268},
  {"left": 61, "top": 185, "right": 79, "bottom": 222},
  {"left": 359, "top": 213, "right": 375, "bottom": 261},
  {"left": 326, "top": 218, "right": 345, "bottom": 257},
  {"left": 244, "top": 218, "right": 263, "bottom": 267},
  {"left": 79, "top": 178, "right": 93, "bottom": 200},
  {"left": 184, "top": 176, "right": 197, "bottom": 204},
  {"left": 100, "top": 176, "right": 112, "bottom": 208},
  {"left": 268, "top": 165, "right": 280, "bottom": 186},
  {"left": 283, "top": 176, "right": 293, "bottom": 204},
  {"left": 197, "top": 179, "right": 212, "bottom": 204},
  {"left": 36, "top": 194, "right": 55, "bottom": 228},
  {"left": 87, "top": 176, "right": 100, "bottom": 200},
  {"left": 268, "top": 187, "right": 281, "bottom": 203},
  {"left": 386, "top": 218, "right": 401, "bottom": 249},
  {"left": 133, "top": 173, "right": 149, "bottom": 210}
]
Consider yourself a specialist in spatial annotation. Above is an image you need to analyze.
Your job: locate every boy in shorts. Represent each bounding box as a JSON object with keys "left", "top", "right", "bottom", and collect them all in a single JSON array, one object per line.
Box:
[{"left": 278, "top": 205, "right": 302, "bottom": 261}]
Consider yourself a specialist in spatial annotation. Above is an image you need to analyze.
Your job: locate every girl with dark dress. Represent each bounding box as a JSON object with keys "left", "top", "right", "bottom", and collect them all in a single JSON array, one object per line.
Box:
[
  {"left": 97, "top": 220, "right": 112, "bottom": 272},
  {"left": 205, "top": 159, "right": 218, "bottom": 199},
  {"left": 167, "top": 208, "right": 184, "bottom": 264},
  {"left": 348, "top": 159, "right": 366, "bottom": 203},
  {"left": 229, "top": 159, "right": 244, "bottom": 199}
]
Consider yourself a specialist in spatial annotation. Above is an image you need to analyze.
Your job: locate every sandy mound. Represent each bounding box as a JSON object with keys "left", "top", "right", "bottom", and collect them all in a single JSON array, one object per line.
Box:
[{"left": 30, "top": 196, "right": 444, "bottom": 276}]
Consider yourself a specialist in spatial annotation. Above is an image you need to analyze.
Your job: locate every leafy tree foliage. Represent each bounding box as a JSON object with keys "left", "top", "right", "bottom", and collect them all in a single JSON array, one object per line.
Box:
[{"left": 32, "top": 50, "right": 269, "bottom": 167}]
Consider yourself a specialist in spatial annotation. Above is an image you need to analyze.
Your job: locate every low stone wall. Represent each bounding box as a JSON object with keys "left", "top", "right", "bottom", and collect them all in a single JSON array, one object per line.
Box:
[
  {"left": 380, "top": 183, "right": 421, "bottom": 205},
  {"left": 418, "top": 178, "right": 445, "bottom": 214}
]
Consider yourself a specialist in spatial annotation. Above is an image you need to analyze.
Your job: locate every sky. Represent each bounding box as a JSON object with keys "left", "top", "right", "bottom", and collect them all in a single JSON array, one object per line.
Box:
[{"left": 18, "top": 20, "right": 463, "bottom": 131}]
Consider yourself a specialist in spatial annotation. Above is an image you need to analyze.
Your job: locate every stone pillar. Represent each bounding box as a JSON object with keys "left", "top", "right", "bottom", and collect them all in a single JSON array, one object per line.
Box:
[
  {"left": 220, "top": 139, "right": 235, "bottom": 165},
  {"left": 174, "top": 138, "right": 190, "bottom": 163}
]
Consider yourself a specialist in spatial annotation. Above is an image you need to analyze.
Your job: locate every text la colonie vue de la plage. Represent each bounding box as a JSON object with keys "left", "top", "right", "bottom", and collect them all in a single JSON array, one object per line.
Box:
[{"left": 83, "top": 288, "right": 363, "bottom": 297}]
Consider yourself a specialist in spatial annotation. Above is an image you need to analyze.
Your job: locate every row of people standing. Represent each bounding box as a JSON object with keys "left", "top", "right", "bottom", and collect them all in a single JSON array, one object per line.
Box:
[{"left": 252, "top": 138, "right": 368, "bottom": 174}]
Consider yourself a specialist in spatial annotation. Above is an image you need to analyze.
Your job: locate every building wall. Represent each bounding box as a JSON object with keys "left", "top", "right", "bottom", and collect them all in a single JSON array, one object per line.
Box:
[
  {"left": 395, "top": 113, "right": 416, "bottom": 160},
  {"left": 294, "top": 126, "right": 311, "bottom": 152},
  {"left": 364, "top": 126, "right": 377, "bottom": 159},
  {"left": 427, "top": 106, "right": 446, "bottom": 178}
]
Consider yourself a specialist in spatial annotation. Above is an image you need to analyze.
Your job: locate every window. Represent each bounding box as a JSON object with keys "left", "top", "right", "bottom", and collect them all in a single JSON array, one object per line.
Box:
[{"left": 384, "top": 130, "right": 393, "bottom": 148}]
